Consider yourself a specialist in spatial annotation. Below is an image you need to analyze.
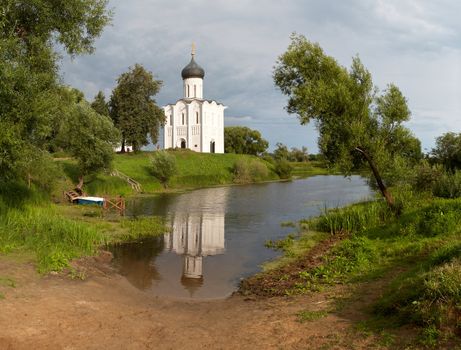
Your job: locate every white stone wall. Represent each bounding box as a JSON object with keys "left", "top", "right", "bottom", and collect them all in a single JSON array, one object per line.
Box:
[
  {"left": 183, "top": 78, "right": 203, "bottom": 99},
  {"left": 201, "top": 101, "right": 225, "bottom": 153}
]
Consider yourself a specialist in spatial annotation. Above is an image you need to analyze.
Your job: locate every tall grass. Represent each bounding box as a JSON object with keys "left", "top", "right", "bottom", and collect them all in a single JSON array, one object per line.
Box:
[
  {"left": 0, "top": 205, "right": 105, "bottom": 273},
  {"left": 310, "top": 200, "right": 390, "bottom": 235},
  {"left": 289, "top": 194, "right": 461, "bottom": 345}
]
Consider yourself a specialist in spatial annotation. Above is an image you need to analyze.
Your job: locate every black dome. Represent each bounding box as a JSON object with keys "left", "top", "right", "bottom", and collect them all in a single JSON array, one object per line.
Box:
[{"left": 181, "top": 57, "right": 205, "bottom": 79}]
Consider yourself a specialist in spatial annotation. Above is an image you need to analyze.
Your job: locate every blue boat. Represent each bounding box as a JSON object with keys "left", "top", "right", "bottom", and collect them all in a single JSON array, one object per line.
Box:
[{"left": 77, "top": 196, "right": 105, "bottom": 206}]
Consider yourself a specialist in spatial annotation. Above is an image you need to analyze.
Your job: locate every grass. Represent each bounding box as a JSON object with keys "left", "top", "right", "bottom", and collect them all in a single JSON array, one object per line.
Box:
[
  {"left": 0, "top": 188, "right": 168, "bottom": 273},
  {"left": 290, "top": 160, "right": 334, "bottom": 177},
  {"left": 57, "top": 150, "right": 277, "bottom": 195},
  {"left": 258, "top": 191, "right": 461, "bottom": 347},
  {"left": 297, "top": 310, "right": 329, "bottom": 322},
  {"left": 57, "top": 150, "right": 332, "bottom": 197}
]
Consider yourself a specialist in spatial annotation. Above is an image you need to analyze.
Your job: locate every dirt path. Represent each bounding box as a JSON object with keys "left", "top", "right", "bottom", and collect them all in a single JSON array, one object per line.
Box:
[{"left": 0, "top": 257, "right": 410, "bottom": 350}]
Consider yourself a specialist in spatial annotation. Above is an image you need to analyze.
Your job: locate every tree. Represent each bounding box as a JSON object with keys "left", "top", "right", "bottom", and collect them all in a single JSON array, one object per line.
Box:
[
  {"left": 58, "top": 89, "right": 120, "bottom": 190},
  {"left": 110, "top": 64, "right": 165, "bottom": 152},
  {"left": 273, "top": 143, "right": 290, "bottom": 160},
  {"left": 150, "top": 151, "right": 177, "bottom": 188},
  {"left": 91, "top": 91, "right": 110, "bottom": 117},
  {"left": 224, "top": 126, "right": 269, "bottom": 155},
  {"left": 274, "top": 34, "right": 419, "bottom": 209},
  {"left": 431, "top": 132, "right": 461, "bottom": 171},
  {"left": 289, "top": 146, "right": 309, "bottom": 162},
  {"left": 0, "top": 0, "right": 111, "bottom": 182}
]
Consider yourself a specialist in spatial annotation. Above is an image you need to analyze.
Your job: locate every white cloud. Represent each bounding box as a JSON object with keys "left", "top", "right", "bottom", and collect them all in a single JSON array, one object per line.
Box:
[{"left": 60, "top": 0, "right": 461, "bottom": 152}]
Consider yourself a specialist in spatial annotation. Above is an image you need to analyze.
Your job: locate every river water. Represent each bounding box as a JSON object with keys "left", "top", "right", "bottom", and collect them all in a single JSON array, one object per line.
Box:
[{"left": 108, "top": 175, "right": 373, "bottom": 299}]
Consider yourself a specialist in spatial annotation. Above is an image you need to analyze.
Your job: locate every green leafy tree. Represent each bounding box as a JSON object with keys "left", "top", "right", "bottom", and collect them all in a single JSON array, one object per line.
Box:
[
  {"left": 273, "top": 143, "right": 290, "bottom": 160},
  {"left": 431, "top": 132, "right": 461, "bottom": 171},
  {"left": 58, "top": 90, "right": 120, "bottom": 190},
  {"left": 224, "top": 126, "right": 269, "bottom": 155},
  {"left": 274, "top": 34, "right": 419, "bottom": 208},
  {"left": 91, "top": 91, "right": 110, "bottom": 117},
  {"left": 0, "top": 0, "right": 111, "bottom": 182},
  {"left": 289, "top": 146, "right": 309, "bottom": 162},
  {"left": 110, "top": 64, "right": 165, "bottom": 152},
  {"left": 150, "top": 151, "right": 177, "bottom": 188}
]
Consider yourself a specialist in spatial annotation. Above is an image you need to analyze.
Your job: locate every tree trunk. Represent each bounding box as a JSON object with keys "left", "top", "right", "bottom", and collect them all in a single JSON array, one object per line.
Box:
[
  {"left": 76, "top": 175, "right": 84, "bottom": 195},
  {"left": 120, "top": 138, "right": 126, "bottom": 153},
  {"left": 355, "top": 146, "right": 395, "bottom": 209}
]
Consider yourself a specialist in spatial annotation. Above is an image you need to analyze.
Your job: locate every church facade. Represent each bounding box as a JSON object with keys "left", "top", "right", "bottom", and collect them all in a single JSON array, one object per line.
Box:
[{"left": 163, "top": 46, "right": 225, "bottom": 153}]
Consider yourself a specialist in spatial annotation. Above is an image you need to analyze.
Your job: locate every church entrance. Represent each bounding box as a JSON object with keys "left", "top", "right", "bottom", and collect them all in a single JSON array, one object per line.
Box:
[
  {"left": 180, "top": 139, "right": 186, "bottom": 149},
  {"left": 210, "top": 141, "right": 215, "bottom": 153}
]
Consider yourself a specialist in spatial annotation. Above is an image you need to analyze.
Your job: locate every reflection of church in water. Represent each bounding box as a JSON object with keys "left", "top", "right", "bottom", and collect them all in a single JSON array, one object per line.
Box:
[{"left": 164, "top": 212, "right": 225, "bottom": 282}]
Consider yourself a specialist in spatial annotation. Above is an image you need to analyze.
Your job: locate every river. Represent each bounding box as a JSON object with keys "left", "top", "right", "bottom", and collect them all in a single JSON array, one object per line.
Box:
[{"left": 108, "top": 175, "right": 373, "bottom": 299}]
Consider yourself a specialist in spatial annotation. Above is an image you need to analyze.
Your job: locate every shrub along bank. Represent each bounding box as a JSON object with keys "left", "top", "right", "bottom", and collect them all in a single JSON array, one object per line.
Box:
[{"left": 242, "top": 189, "right": 461, "bottom": 347}]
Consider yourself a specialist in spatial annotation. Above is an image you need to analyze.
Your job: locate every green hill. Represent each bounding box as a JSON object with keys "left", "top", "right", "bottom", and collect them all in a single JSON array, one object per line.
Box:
[{"left": 60, "top": 150, "right": 279, "bottom": 196}]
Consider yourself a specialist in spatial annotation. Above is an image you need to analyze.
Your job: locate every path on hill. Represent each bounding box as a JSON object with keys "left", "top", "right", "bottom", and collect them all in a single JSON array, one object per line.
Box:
[{"left": 0, "top": 257, "right": 414, "bottom": 350}]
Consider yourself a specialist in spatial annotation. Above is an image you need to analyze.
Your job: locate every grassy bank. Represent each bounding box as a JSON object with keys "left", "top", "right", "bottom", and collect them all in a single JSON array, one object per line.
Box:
[
  {"left": 58, "top": 150, "right": 329, "bottom": 196},
  {"left": 0, "top": 185, "right": 167, "bottom": 273},
  {"left": 290, "top": 160, "right": 334, "bottom": 178},
  {"left": 242, "top": 191, "right": 461, "bottom": 348}
]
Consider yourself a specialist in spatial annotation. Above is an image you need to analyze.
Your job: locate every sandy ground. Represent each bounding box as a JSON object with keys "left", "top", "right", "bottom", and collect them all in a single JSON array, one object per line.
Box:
[{"left": 0, "top": 256, "right": 407, "bottom": 350}]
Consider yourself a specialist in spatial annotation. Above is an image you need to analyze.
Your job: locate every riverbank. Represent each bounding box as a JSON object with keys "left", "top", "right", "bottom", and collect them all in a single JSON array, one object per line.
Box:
[
  {"left": 57, "top": 150, "right": 331, "bottom": 196},
  {"left": 2, "top": 183, "right": 459, "bottom": 348},
  {"left": 241, "top": 193, "right": 461, "bottom": 349},
  {"left": 0, "top": 252, "right": 414, "bottom": 350}
]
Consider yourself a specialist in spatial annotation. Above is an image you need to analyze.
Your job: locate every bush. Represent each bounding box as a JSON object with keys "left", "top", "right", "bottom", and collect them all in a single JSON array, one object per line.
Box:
[
  {"left": 150, "top": 151, "right": 177, "bottom": 188},
  {"left": 274, "top": 159, "right": 293, "bottom": 179},
  {"left": 432, "top": 171, "right": 461, "bottom": 198},
  {"left": 232, "top": 159, "right": 269, "bottom": 183},
  {"left": 412, "top": 161, "right": 443, "bottom": 192}
]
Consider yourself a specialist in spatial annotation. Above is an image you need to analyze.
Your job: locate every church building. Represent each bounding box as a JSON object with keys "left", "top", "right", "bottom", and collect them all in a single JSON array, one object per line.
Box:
[{"left": 163, "top": 45, "right": 225, "bottom": 153}]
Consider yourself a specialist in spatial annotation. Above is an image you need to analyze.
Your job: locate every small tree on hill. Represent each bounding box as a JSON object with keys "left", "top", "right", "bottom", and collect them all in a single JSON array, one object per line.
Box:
[
  {"left": 224, "top": 126, "right": 269, "bottom": 155},
  {"left": 59, "top": 90, "right": 120, "bottom": 190},
  {"left": 150, "top": 151, "right": 177, "bottom": 188},
  {"left": 110, "top": 64, "right": 165, "bottom": 152},
  {"left": 274, "top": 34, "right": 421, "bottom": 209}
]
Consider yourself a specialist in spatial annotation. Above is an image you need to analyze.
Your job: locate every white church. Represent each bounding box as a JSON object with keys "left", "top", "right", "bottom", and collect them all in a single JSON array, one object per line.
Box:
[{"left": 163, "top": 45, "right": 225, "bottom": 153}]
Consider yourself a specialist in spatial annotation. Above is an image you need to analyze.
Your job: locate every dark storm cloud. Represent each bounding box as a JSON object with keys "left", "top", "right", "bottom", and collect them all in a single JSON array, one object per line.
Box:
[{"left": 60, "top": 0, "right": 461, "bottom": 151}]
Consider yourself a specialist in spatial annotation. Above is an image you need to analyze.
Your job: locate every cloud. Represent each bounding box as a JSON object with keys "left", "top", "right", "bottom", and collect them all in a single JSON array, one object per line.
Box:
[{"left": 60, "top": 0, "right": 461, "bottom": 152}]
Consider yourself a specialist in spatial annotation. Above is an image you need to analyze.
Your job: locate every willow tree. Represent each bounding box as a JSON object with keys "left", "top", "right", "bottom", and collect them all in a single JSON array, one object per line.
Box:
[{"left": 274, "top": 34, "right": 419, "bottom": 208}]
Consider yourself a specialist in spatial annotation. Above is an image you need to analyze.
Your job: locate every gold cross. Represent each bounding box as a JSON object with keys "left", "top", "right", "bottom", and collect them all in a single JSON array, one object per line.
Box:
[{"left": 192, "top": 42, "right": 196, "bottom": 57}]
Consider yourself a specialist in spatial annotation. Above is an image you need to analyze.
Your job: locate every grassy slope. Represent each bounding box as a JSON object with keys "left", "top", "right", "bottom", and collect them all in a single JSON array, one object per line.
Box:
[
  {"left": 114, "top": 150, "right": 279, "bottom": 192},
  {"left": 60, "top": 150, "right": 282, "bottom": 195},
  {"left": 244, "top": 192, "right": 461, "bottom": 348}
]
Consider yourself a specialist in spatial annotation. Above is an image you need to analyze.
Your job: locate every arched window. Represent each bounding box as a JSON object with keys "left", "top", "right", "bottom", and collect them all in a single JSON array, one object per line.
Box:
[
  {"left": 196, "top": 112, "right": 199, "bottom": 124},
  {"left": 194, "top": 85, "right": 197, "bottom": 97},
  {"left": 187, "top": 85, "right": 190, "bottom": 97},
  {"left": 182, "top": 113, "right": 185, "bottom": 125},
  {"left": 170, "top": 114, "right": 173, "bottom": 125}
]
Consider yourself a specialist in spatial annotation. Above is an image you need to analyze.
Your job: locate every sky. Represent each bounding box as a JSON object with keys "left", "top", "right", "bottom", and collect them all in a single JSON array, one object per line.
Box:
[{"left": 60, "top": 0, "right": 461, "bottom": 153}]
